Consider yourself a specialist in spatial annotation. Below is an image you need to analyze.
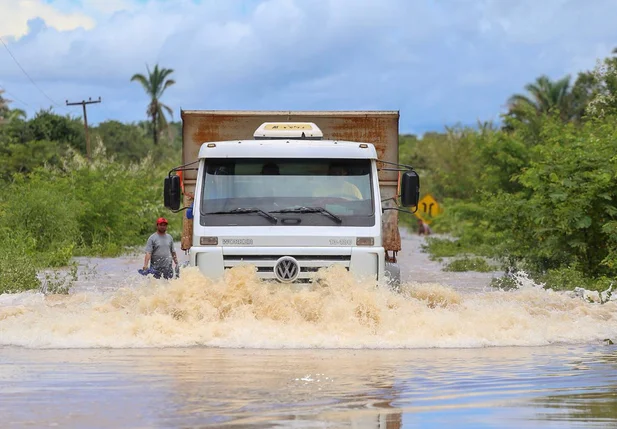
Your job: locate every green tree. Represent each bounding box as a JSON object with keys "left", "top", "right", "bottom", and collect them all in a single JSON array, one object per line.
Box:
[
  {"left": 0, "top": 89, "right": 9, "bottom": 117},
  {"left": 24, "top": 110, "right": 85, "bottom": 152},
  {"left": 429, "top": 112, "right": 617, "bottom": 284},
  {"left": 506, "top": 75, "right": 573, "bottom": 123},
  {"left": 569, "top": 71, "right": 598, "bottom": 122},
  {"left": 0, "top": 89, "right": 26, "bottom": 125},
  {"left": 511, "top": 116, "right": 617, "bottom": 277},
  {"left": 0, "top": 89, "right": 14, "bottom": 124},
  {"left": 4, "top": 108, "right": 27, "bottom": 123},
  {"left": 582, "top": 51, "right": 617, "bottom": 119},
  {"left": 93, "top": 120, "right": 150, "bottom": 163},
  {"left": 0, "top": 110, "right": 83, "bottom": 179},
  {"left": 0, "top": 139, "right": 64, "bottom": 178},
  {"left": 130, "top": 64, "right": 176, "bottom": 146}
]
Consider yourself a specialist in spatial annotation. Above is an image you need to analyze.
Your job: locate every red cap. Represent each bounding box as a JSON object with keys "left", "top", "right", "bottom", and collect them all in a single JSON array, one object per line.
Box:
[{"left": 157, "top": 217, "right": 168, "bottom": 225}]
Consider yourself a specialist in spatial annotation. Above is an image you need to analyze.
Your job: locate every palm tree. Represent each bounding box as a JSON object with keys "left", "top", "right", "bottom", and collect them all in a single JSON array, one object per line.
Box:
[
  {"left": 507, "top": 75, "right": 572, "bottom": 122},
  {"left": 130, "top": 64, "right": 175, "bottom": 145}
]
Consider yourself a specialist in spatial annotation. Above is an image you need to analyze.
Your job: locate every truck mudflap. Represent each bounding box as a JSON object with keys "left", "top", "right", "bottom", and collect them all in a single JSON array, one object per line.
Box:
[
  {"left": 181, "top": 216, "right": 192, "bottom": 251},
  {"left": 380, "top": 178, "right": 401, "bottom": 259}
]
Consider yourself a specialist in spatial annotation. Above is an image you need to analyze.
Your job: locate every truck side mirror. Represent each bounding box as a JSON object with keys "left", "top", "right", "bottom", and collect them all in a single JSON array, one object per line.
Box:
[
  {"left": 164, "top": 175, "right": 181, "bottom": 211},
  {"left": 400, "top": 170, "right": 420, "bottom": 207}
]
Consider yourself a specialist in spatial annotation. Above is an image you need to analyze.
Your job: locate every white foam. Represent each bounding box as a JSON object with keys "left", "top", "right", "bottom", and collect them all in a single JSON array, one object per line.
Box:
[{"left": 0, "top": 265, "right": 615, "bottom": 349}]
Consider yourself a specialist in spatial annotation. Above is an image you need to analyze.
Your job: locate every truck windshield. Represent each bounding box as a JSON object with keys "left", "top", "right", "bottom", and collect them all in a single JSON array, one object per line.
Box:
[{"left": 200, "top": 158, "right": 374, "bottom": 226}]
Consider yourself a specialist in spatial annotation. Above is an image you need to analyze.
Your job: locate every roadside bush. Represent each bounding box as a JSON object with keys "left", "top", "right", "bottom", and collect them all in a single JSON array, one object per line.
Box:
[
  {"left": 539, "top": 266, "right": 614, "bottom": 293},
  {"left": 444, "top": 257, "right": 495, "bottom": 272},
  {"left": 0, "top": 171, "right": 80, "bottom": 257},
  {"left": 0, "top": 229, "right": 41, "bottom": 293},
  {"left": 0, "top": 146, "right": 167, "bottom": 269},
  {"left": 414, "top": 112, "right": 617, "bottom": 289},
  {"left": 0, "top": 253, "right": 41, "bottom": 294},
  {"left": 0, "top": 112, "right": 184, "bottom": 295},
  {"left": 488, "top": 116, "right": 617, "bottom": 278},
  {"left": 422, "top": 237, "right": 465, "bottom": 260},
  {"left": 65, "top": 147, "right": 163, "bottom": 255},
  {"left": 40, "top": 263, "right": 78, "bottom": 295}
]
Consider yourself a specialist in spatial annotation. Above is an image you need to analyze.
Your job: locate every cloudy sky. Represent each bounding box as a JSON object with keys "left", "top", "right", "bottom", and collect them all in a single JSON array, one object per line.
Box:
[{"left": 0, "top": 0, "right": 615, "bottom": 134}]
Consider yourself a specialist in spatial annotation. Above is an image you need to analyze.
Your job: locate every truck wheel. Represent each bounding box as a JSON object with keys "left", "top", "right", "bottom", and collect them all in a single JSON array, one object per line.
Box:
[{"left": 384, "top": 262, "right": 401, "bottom": 291}]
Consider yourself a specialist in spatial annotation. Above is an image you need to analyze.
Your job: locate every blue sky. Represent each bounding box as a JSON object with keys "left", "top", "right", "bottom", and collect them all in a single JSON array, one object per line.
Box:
[{"left": 1, "top": 0, "right": 616, "bottom": 134}]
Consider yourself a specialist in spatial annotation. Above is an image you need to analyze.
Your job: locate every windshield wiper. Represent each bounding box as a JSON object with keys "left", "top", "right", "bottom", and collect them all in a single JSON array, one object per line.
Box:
[
  {"left": 209, "top": 208, "right": 278, "bottom": 224},
  {"left": 270, "top": 206, "right": 343, "bottom": 224}
]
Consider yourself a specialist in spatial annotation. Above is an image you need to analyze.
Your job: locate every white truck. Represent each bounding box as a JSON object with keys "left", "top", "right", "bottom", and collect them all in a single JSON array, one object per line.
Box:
[{"left": 164, "top": 110, "right": 419, "bottom": 285}]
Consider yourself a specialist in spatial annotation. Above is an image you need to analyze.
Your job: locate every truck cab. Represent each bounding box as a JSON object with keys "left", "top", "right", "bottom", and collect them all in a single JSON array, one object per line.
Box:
[{"left": 164, "top": 112, "right": 419, "bottom": 285}]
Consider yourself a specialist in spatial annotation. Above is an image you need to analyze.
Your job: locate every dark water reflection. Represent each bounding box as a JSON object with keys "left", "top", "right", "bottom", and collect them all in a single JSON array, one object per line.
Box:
[
  {"left": 527, "top": 349, "right": 617, "bottom": 426},
  {"left": 2, "top": 345, "right": 616, "bottom": 428}
]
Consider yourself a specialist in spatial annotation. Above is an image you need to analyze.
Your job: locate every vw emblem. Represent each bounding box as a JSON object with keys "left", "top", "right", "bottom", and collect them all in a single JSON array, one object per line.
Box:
[{"left": 274, "top": 256, "right": 300, "bottom": 283}]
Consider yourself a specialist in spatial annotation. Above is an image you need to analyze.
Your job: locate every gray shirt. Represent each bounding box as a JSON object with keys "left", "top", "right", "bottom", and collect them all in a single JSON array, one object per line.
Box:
[{"left": 145, "top": 232, "right": 175, "bottom": 270}]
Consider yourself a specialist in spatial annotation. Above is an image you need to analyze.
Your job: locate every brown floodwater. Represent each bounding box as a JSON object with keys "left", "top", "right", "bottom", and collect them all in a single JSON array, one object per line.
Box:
[{"left": 1, "top": 231, "right": 616, "bottom": 428}]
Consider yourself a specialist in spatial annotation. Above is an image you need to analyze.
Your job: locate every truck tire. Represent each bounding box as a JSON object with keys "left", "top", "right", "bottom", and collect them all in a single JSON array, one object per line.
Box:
[{"left": 385, "top": 262, "right": 401, "bottom": 291}]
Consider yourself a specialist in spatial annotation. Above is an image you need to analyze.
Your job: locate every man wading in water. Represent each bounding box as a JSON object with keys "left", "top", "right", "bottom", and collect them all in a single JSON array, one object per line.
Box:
[{"left": 140, "top": 217, "right": 179, "bottom": 279}]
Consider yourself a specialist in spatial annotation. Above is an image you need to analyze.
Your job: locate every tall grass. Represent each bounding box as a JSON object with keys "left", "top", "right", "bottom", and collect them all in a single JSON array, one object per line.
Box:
[{"left": 0, "top": 146, "right": 175, "bottom": 294}]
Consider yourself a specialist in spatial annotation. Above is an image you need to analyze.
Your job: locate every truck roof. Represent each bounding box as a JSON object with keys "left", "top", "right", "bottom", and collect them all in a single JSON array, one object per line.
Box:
[{"left": 197, "top": 139, "right": 378, "bottom": 160}]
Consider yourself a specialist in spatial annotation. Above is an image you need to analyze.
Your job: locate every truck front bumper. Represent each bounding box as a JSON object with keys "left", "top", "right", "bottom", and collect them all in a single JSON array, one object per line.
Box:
[{"left": 189, "top": 246, "right": 385, "bottom": 283}]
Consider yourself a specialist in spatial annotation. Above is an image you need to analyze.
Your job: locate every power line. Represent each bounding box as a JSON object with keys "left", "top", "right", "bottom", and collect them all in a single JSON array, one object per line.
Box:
[{"left": 0, "top": 36, "right": 62, "bottom": 108}]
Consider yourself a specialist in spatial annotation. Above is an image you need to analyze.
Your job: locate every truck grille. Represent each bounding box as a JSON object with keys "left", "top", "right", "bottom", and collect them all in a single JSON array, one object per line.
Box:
[{"left": 223, "top": 254, "right": 351, "bottom": 282}]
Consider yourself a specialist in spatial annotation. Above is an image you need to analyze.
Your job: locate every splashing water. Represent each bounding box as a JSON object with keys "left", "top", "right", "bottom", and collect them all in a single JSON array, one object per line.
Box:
[{"left": 0, "top": 265, "right": 615, "bottom": 349}]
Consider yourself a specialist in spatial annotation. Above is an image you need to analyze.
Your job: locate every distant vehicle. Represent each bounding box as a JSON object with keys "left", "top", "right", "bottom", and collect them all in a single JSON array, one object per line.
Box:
[{"left": 164, "top": 110, "right": 419, "bottom": 286}]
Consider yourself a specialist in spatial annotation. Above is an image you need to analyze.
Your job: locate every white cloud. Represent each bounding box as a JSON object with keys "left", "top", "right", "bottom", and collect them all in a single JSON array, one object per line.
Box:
[
  {"left": 1, "top": 0, "right": 617, "bottom": 132},
  {"left": 0, "top": 0, "right": 95, "bottom": 39}
]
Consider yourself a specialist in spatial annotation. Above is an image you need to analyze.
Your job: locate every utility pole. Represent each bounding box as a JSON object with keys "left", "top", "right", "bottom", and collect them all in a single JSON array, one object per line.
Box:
[{"left": 66, "top": 96, "right": 101, "bottom": 162}]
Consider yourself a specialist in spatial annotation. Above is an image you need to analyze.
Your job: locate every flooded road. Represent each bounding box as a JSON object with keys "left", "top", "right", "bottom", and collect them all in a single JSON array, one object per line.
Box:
[{"left": 1, "top": 229, "right": 616, "bottom": 428}]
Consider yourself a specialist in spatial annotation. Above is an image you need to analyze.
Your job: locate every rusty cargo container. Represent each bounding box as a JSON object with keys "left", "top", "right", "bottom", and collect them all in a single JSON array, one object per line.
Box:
[{"left": 179, "top": 110, "right": 402, "bottom": 258}]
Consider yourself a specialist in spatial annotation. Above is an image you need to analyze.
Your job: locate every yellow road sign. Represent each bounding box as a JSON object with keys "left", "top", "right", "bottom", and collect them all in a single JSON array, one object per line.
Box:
[{"left": 414, "top": 193, "right": 441, "bottom": 224}]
